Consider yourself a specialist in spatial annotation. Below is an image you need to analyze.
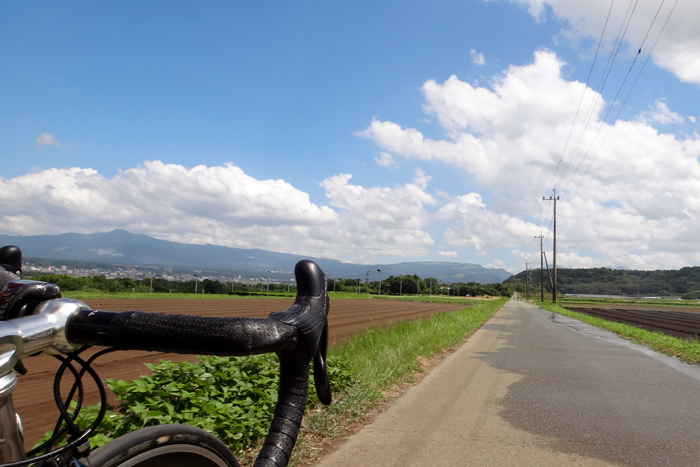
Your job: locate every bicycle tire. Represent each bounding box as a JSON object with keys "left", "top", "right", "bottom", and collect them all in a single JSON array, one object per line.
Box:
[{"left": 86, "top": 424, "right": 240, "bottom": 467}]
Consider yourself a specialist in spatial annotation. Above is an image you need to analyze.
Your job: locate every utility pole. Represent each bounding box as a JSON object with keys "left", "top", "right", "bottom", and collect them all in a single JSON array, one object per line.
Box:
[
  {"left": 525, "top": 262, "right": 532, "bottom": 300},
  {"left": 543, "top": 251, "right": 554, "bottom": 293},
  {"left": 543, "top": 189, "right": 560, "bottom": 303},
  {"left": 535, "top": 234, "right": 544, "bottom": 301}
]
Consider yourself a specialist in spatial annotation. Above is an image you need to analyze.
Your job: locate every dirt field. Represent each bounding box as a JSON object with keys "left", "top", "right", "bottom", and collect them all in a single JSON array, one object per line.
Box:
[
  {"left": 566, "top": 306, "right": 700, "bottom": 341},
  {"left": 15, "top": 298, "right": 469, "bottom": 448}
]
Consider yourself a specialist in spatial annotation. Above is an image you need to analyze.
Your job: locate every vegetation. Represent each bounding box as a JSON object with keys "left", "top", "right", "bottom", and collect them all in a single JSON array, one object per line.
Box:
[
  {"left": 39, "top": 354, "right": 355, "bottom": 457},
  {"left": 507, "top": 266, "right": 700, "bottom": 297},
  {"left": 27, "top": 273, "right": 294, "bottom": 295},
  {"left": 330, "top": 275, "right": 512, "bottom": 297},
  {"left": 28, "top": 273, "right": 513, "bottom": 298},
  {"left": 39, "top": 296, "right": 506, "bottom": 465},
  {"left": 538, "top": 300, "right": 700, "bottom": 364}
]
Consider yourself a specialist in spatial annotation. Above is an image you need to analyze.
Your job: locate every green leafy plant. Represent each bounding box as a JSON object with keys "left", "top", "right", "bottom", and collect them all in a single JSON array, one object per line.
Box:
[{"left": 37, "top": 354, "right": 355, "bottom": 457}]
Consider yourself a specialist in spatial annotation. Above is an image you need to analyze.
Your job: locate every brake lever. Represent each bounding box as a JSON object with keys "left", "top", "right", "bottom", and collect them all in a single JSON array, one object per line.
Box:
[
  {"left": 268, "top": 260, "right": 332, "bottom": 405},
  {"left": 313, "top": 322, "right": 331, "bottom": 405}
]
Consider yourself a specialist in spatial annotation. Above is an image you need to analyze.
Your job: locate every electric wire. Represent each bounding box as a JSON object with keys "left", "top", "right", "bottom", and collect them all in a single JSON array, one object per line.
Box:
[
  {"left": 569, "top": 0, "right": 679, "bottom": 200},
  {"left": 562, "top": 0, "right": 668, "bottom": 193},
  {"left": 554, "top": 0, "right": 640, "bottom": 191},
  {"left": 542, "top": 0, "right": 617, "bottom": 207}
]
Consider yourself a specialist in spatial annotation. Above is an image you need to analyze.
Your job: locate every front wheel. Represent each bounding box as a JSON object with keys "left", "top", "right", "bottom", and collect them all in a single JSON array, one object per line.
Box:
[{"left": 86, "top": 424, "right": 240, "bottom": 467}]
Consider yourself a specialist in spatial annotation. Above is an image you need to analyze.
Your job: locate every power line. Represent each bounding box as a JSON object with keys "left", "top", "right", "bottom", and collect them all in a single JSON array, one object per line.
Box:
[
  {"left": 562, "top": 0, "right": 668, "bottom": 192},
  {"left": 543, "top": 0, "right": 617, "bottom": 203},
  {"left": 554, "top": 0, "right": 640, "bottom": 191},
  {"left": 568, "top": 0, "right": 678, "bottom": 199}
]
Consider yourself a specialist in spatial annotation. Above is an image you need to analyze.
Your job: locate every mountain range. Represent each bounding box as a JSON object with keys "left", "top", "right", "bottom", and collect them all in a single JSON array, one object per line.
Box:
[{"left": 0, "top": 230, "right": 512, "bottom": 283}]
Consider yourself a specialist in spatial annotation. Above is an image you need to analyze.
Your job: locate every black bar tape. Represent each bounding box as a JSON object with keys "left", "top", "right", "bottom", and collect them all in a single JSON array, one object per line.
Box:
[
  {"left": 69, "top": 310, "right": 301, "bottom": 356},
  {"left": 254, "top": 352, "right": 310, "bottom": 467}
]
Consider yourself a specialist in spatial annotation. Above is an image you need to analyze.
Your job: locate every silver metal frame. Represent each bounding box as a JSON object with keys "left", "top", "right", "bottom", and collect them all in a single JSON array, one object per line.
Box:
[{"left": 0, "top": 298, "right": 87, "bottom": 464}]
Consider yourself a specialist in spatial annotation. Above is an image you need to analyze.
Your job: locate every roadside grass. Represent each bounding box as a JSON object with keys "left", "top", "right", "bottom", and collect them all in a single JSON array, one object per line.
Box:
[
  {"left": 537, "top": 300, "right": 700, "bottom": 364},
  {"left": 327, "top": 292, "right": 373, "bottom": 300},
  {"left": 289, "top": 297, "right": 507, "bottom": 466},
  {"left": 377, "top": 295, "right": 501, "bottom": 304},
  {"left": 42, "top": 293, "right": 504, "bottom": 466}
]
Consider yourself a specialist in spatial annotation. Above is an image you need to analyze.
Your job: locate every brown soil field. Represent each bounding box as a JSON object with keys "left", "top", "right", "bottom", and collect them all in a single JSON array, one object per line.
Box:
[
  {"left": 564, "top": 301, "right": 700, "bottom": 312},
  {"left": 15, "top": 298, "right": 469, "bottom": 449},
  {"left": 565, "top": 306, "right": 700, "bottom": 341}
]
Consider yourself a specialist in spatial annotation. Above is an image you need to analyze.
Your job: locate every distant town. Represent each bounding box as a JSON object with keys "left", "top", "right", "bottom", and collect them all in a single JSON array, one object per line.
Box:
[{"left": 22, "top": 260, "right": 289, "bottom": 287}]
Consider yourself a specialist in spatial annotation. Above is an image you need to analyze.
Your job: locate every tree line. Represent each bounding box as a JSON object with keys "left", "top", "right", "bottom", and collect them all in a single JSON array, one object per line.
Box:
[
  {"left": 329, "top": 274, "right": 513, "bottom": 297},
  {"left": 26, "top": 274, "right": 292, "bottom": 295},
  {"left": 26, "top": 273, "right": 514, "bottom": 297},
  {"left": 505, "top": 266, "right": 700, "bottom": 298}
]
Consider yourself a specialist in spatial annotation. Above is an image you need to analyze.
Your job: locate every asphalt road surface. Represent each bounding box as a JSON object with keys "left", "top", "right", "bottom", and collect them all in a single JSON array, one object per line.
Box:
[{"left": 316, "top": 300, "right": 700, "bottom": 466}]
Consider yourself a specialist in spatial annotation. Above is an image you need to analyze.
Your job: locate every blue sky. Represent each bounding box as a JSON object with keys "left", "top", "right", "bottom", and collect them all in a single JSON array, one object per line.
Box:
[{"left": 2, "top": 0, "right": 699, "bottom": 273}]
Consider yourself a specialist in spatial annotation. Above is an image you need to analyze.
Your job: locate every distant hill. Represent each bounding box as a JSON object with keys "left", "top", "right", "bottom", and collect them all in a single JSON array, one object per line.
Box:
[
  {"left": 0, "top": 230, "right": 512, "bottom": 283},
  {"left": 505, "top": 267, "right": 700, "bottom": 297}
]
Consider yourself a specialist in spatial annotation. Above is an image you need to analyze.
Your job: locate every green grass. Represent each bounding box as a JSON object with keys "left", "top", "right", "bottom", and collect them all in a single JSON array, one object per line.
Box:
[
  {"left": 327, "top": 292, "right": 373, "bottom": 300},
  {"left": 376, "top": 295, "right": 500, "bottom": 304},
  {"left": 336, "top": 297, "right": 506, "bottom": 388},
  {"left": 537, "top": 300, "right": 700, "bottom": 364},
  {"left": 47, "top": 292, "right": 504, "bottom": 466},
  {"left": 291, "top": 297, "right": 507, "bottom": 465}
]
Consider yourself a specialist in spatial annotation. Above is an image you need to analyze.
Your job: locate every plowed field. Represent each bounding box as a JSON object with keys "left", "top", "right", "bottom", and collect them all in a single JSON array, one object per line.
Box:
[
  {"left": 15, "top": 298, "right": 470, "bottom": 448},
  {"left": 567, "top": 306, "right": 700, "bottom": 340}
]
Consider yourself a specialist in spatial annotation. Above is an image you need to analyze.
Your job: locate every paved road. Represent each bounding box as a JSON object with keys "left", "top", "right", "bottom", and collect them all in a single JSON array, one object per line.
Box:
[{"left": 316, "top": 300, "right": 700, "bottom": 466}]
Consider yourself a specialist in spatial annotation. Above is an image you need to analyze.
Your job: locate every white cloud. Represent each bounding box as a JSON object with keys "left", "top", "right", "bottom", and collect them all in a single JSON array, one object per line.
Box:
[
  {"left": 35, "top": 133, "right": 67, "bottom": 150},
  {"left": 638, "top": 100, "right": 684, "bottom": 125},
  {"left": 359, "top": 51, "right": 598, "bottom": 192},
  {"left": 437, "top": 250, "right": 458, "bottom": 258},
  {"left": 319, "top": 168, "right": 437, "bottom": 260},
  {"left": 484, "top": 259, "right": 508, "bottom": 270},
  {"left": 437, "top": 193, "right": 541, "bottom": 252},
  {"left": 510, "top": 0, "right": 700, "bottom": 86},
  {"left": 358, "top": 50, "right": 700, "bottom": 271},
  {"left": 0, "top": 161, "right": 439, "bottom": 263},
  {"left": 375, "top": 152, "right": 396, "bottom": 167},
  {"left": 470, "top": 49, "right": 486, "bottom": 66}
]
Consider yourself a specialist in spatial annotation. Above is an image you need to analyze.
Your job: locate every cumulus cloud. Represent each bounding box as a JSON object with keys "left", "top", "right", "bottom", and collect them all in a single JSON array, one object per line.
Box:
[
  {"left": 638, "top": 100, "right": 684, "bottom": 125},
  {"left": 358, "top": 50, "right": 700, "bottom": 270},
  {"left": 319, "top": 168, "right": 437, "bottom": 260},
  {"left": 359, "top": 51, "right": 598, "bottom": 191},
  {"left": 510, "top": 0, "right": 700, "bottom": 86},
  {"left": 470, "top": 49, "right": 486, "bottom": 65},
  {"left": 35, "top": 133, "right": 67, "bottom": 150},
  {"left": 375, "top": 152, "right": 396, "bottom": 167},
  {"left": 485, "top": 258, "right": 508, "bottom": 270},
  {"left": 0, "top": 161, "right": 439, "bottom": 263},
  {"left": 437, "top": 193, "right": 541, "bottom": 252},
  {"left": 437, "top": 250, "right": 458, "bottom": 258}
]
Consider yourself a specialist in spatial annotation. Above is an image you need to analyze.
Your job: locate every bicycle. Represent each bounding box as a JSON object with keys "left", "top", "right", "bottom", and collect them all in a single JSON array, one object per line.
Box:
[{"left": 0, "top": 244, "right": 331, "bottom": 467}]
